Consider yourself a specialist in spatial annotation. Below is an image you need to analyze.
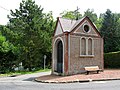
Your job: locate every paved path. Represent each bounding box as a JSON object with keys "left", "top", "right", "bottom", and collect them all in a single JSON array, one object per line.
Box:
[{"left": 36, "top": 70, "right": 120, "bottom": 83}]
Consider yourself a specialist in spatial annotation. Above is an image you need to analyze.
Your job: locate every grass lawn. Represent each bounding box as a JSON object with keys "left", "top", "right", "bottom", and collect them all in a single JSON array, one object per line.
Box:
[{"left": 0, "top": 69, "right": 51, "bottom": 77}]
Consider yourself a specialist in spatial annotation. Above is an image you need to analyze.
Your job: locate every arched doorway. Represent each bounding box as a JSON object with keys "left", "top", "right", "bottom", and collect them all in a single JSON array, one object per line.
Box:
[{"left": 56, "top": 40, "right": 63, "bottom": 73}]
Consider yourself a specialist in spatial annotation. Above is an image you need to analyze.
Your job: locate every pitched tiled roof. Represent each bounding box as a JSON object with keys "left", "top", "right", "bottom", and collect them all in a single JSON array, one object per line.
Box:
[
  {"left": 59, "top": 17, "right": 76, "bottom": 32},
  {"left": 59, "top": 17, "right": 84, "bottom": 32},
  {"left": 70, "top": 17, "right": 84, "bottom": 31},
  {"left": 56, "top": 16, "right": 101, "bottom": 37}
]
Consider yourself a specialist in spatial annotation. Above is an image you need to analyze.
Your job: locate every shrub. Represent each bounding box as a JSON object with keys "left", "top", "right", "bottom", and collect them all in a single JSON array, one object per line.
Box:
[
  {"left": 104, "top": 51, "right": 120, "bottom": 68},
  {"left": 0, "top": 51, "right": 17, "bottom": 73}
]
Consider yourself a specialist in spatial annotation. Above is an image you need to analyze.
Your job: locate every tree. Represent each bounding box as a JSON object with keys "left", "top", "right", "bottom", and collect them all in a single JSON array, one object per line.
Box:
[
  {"left": 60, "top": 10, "right": 82, "bottom": 20},
  {"left": 114, "top": 13, "right": 120, "bottom": 50},
  {"left": 60, "top": 9, "right": 101, "bottom": 29},
  {"left": 5, "top": 0, "right": 54, "bottom": 71},
  {"left": 83, "top": 9, "right": 102, "bottom": 29},
  {"left": 100, "top": 9, "right": 120, "bottom": 52},
  {"left": 96, "top": 14, "right": 104, "bottom": 30},
  {"left": 0, "top": 25, "right": 17, "bottom": 73},
  {"left": 84, "top": 9, "right": 98, "bottom": 23}
]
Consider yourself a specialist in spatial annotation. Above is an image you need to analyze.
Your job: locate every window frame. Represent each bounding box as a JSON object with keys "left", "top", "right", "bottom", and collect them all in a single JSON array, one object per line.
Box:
[
  {"left": 80, "top": 37, "right": 94, "bottom": 57},
  {"left": 83, "top": 23, "right": 91, "bottom": 33}
]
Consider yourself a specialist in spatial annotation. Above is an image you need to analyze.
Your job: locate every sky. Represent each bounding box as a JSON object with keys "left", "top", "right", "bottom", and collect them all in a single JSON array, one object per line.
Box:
[{"left": 0, "top": 0, "right": 120, "bottom": 25}]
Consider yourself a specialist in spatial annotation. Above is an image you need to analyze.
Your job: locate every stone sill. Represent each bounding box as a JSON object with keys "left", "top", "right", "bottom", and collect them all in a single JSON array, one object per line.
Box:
[{"left": 80, "top": 55, "right": 94, "bottom": 58}]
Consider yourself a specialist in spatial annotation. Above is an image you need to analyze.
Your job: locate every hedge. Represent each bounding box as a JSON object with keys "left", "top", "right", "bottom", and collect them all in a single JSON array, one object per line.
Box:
[{"left": 104, "top": 51, "right": 120, "bottom": 68}]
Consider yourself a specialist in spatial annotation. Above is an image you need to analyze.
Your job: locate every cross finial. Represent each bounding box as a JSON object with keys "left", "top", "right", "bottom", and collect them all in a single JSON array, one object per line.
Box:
[{"left": 74, "top": 6, "right": 80, "bottom": 20}]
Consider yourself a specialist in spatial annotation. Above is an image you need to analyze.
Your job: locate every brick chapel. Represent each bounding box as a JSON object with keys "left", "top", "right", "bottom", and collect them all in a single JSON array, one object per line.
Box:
[{"left": 52, "top": 16, "right": 104, "bottom": 76}]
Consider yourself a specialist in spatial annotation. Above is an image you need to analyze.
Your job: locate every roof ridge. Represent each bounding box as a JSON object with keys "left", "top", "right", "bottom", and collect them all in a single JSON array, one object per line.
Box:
[
  {"left": 58, "top": 17, "right": 86, "bottom": 32},
  {"left": 70, "top": 17, "right": 85, "bottom": 31}
]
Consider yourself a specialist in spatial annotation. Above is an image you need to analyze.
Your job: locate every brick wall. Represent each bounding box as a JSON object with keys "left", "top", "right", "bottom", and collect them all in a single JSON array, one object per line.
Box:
[{"left": 68, "top": 35, "right": 103, "bottom": 75}]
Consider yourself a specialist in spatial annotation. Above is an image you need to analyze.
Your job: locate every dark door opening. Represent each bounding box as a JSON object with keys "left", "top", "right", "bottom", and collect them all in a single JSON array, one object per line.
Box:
[{"left": 57, "top": 40, "right": 63, "bottom": 73}]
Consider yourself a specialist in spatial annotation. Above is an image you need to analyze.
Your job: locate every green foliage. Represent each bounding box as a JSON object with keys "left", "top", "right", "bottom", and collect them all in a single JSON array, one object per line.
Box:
[
  {"left": 0, "top": 26, "right": 18, "bottom": 73},
  {"left": 0, "top": 68, "right": 50, "bottom": 76},
  {"left": 0, "top": 51, "right": 17, "bottom": 73},
  {"left": 60, "top": 9, "right": 101, "bottom": 29},
  {"left": 83, "top": 9, "right": 102, "bottom": 29},
  {"left": 4, "top": 0, "right": 54, "bottom": 71},
  {"left": 2, "top": 1, "right": 120, "bottom": 73},
  {"left": 84, "top": 9, "right": 98, "bottom": 23},
  {"left": 60, "top": 10, "right": 82, "bottom": 20},
  {"left": 104, "top": 51, "right": 120, "bottom": 68},
  {"left": 96, "top": 14, "right": 104, "bottom": 30},
  {"left": 100, "top": 9, "right": 120, "bottom": 53}
]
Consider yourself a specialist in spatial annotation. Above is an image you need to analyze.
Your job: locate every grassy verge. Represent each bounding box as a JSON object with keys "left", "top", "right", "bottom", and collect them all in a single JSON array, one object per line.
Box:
[{"left": 0, "top": 69, "right": 51, "bottom": 77}]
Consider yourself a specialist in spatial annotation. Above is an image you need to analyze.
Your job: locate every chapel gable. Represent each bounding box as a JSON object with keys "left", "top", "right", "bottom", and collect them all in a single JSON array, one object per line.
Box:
[
  {"left": 71, "top": 17, "right": 100, "bottom": 37},
  {"left": 54, "top": 16, "right": 101, "bottom": 37}
]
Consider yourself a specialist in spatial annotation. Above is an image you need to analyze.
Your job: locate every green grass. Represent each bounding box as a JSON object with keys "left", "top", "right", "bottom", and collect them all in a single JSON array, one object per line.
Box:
[{"left": 0, "top": 69, "right": 51, "bottom": 77}]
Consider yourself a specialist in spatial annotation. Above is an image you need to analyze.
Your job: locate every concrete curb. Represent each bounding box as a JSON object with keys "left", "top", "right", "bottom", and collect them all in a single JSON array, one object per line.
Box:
[{"left": 34, "top": 78, "right": 120, "bottom": 84}]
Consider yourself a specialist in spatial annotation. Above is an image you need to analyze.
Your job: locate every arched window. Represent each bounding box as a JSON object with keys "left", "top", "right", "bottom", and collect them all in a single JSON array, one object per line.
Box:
[
  {"left": 80, "top": 37, "right": 94, "bottom": 57},
  {"left": 81, "top": 38, "right": 86, "bottom": 55},
  {"left": 88, "top": 38, "right": 92, "bottom": 55}
]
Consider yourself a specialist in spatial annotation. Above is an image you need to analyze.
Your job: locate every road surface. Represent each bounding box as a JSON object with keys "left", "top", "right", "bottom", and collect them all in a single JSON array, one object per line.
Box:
[{"left": 0, "top": 71, "right": 120, "bottom": 90}]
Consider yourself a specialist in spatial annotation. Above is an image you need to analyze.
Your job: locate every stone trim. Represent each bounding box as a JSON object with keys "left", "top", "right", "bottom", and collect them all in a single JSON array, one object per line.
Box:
[
  {"left": 53, "top": 37, "right": 64, "bottom": 75},
  {"left": 80, "top": 37, "right": 86, "bottom": 55},
  {"left": 70, "top": 33, "right": 100, "bottom": 38},
  {"left": 82, "top": 22, "right": 91, "bottom": 33},
  {"left": 68, "top": 34, "right": 70, "bottom": 75}
]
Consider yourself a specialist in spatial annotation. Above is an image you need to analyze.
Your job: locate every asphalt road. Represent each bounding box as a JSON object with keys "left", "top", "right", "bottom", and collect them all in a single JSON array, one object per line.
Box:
[{"left": 0, "top": 72, "right": 120, "bottom": 90}]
